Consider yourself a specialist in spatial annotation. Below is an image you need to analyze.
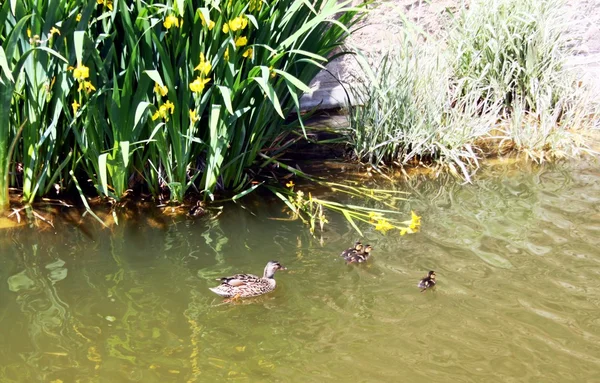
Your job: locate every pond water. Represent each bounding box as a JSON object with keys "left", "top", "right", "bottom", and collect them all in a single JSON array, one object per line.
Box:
[{"left": 1, "top": 159, "right": 600, "bottom": 382}]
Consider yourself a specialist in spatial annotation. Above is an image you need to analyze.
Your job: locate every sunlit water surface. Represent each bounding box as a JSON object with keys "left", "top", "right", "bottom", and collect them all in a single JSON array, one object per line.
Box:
[{"left": 2, "top": 160, "right": 600, "bottom": 382}]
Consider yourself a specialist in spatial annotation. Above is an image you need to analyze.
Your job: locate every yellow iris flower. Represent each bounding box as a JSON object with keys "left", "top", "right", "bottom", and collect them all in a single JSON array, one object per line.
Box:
[
  {"left": 152, "top": 101, "right": 175, "bottom": 121},
  {"left": 199, "top": 13, "right": 216, "bottom": 30},
  {"left": 375, "top": 219, "right": 394, "bottom": 234},
  {"left": 154, "top": 83, "right": 168, "bottom": 97},
  {"left": 164, "top": 100, "right": 174, "bottom": 114},
  {"left": 164, "top": 15, "right": 180, "bottom": 29},
  {"left": 78, "top": 81, "right": 96, "bottom": 93},
  {"left": 409, "top": 211, "right": 421, "bottom": 231},
  {"left": 73, "top": 64, "right": 89, "bottom": 81},
  {"left": 97, "top": 0, "right": 113, "bottom": 10},
  {"left": 235, "top": 36, "right": 248, "bottom": 47},
  {"left": 242, "top": 47, "right": 253, "bottom": 59},
  {"left": 189, "top": 77, "right": 211, "bottom": 93},
  {"left": 228, "top": 16, "right": 248, "bottom": 32},
  {"left": 194, "top": 53, "right": 212, "bottom": 76}
]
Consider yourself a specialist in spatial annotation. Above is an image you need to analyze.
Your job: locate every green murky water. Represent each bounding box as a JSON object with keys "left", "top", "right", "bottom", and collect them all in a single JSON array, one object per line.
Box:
[{"left": 2, "top": 160, "right": 600, "bottom": 382}]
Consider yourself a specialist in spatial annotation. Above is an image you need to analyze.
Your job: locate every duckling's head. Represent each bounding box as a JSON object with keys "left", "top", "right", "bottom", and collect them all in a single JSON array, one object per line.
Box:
[
  {"left": 428, "top": 270, "right": 436, "bottom": 279},
  {"left": 363, "top": 244, "right": 373, "bottom": 254},
  {"left": 354, "top": 241, "right": 363, "bottom": 251}
]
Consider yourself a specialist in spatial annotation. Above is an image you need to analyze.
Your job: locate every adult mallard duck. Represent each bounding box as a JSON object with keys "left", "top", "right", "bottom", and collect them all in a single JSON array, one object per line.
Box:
[
  {"left": 345, "top": 244, "right": 374, "bottom": 263},
  {"left": 418, "top": 270, "right": 436, "bottom": 292},
  {"left": 340, "top": 241, "right": 363, "bottom": 261},
  {"left": 209, "top": 261, "right": 286, "bottom": 299}
]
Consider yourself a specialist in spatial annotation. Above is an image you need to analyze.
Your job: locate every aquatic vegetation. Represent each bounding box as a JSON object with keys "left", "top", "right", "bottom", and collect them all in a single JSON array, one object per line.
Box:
[
  {"left": 350, "top": 34, "right": 501, "bottom": 180},
  {"left": 266, "top": 170, "right": 420, "bottom": 236},
  {"left": 349, "top": 0, "right": 598, "bottom": 179},
  {"left": 0, "top": 0, "right": 360, "bottom": 210},
  {"left": 450, "top": 0, "right": 599, "bottom": 159}
]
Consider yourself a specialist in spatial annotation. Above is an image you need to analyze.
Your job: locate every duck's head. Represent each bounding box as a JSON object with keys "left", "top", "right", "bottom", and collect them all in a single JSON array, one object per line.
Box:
[
  {"left": 363, "top": 244, "right": 373, "bottom": 254},
  {"left": 428, "top": 270, "right": 436, "bottom": 279},
  {"left": 354, "top": 241, "right": 363, "bottom": 251},
  {"left": 264, "top": 261, "right": 287, "bottom": 278}
]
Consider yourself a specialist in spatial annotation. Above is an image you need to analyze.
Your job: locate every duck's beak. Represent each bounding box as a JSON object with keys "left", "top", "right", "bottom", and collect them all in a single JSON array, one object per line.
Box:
[{"left": 279, "top": 266, "right": 288, "bottom": 271}]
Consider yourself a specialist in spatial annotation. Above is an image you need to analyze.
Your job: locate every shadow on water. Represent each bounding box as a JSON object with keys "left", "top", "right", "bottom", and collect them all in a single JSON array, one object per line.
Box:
[{"left": 2, "top": 158, "right": 600, "bottom": 382}]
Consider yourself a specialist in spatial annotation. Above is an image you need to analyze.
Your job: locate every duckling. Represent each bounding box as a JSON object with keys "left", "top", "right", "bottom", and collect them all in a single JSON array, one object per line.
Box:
[
  {"left": 209, "top": 261, "right": 287, "bottom": 299},
  {"left": 418, "top": 270, "right": 436, "bottom": 292},
  {"left": 346, "top": 244, "right": 374, "bottom": 263},
  {"left": 340, "top": 241, "right": 363, "bottom": 260}
]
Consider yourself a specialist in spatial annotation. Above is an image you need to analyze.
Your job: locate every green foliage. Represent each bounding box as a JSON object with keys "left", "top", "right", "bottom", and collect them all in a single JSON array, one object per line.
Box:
[
  {"left": 0, "top": 0, "right": 359, "bottom": 209},
  {"left": 349, "top": 0, "right": 598, "bottom": 176},
  {"left": 450, "top": 0, "right": 566, "bottom": 111},
  {"left": 350, "top": 36, "right": 500, "bottom": 180}
]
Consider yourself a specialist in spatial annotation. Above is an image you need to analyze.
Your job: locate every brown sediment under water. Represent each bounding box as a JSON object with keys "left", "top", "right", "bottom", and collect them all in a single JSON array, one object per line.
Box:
[{"left": 1, "top": 158, "right": 600, "bottom": 382}]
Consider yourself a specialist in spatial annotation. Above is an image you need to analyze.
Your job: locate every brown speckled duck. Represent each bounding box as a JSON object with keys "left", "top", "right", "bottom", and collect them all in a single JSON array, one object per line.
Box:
[{"left": 209, "top": 261, "right": 286, "bottom": 299}]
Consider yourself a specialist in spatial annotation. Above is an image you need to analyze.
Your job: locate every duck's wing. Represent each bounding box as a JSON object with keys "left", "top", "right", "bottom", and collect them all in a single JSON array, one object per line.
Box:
[{"left": 217, "top": 273, "right": 261, "bottom": 286}]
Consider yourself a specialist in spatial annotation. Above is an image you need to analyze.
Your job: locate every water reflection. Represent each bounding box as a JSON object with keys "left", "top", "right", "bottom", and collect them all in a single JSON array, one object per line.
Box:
[{"left": 1, "top": 159, "right": 600, "bottom": 381}]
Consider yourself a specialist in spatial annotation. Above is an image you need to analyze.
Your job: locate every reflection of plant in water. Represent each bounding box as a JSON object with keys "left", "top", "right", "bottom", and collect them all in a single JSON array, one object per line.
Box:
[
  {"left": 5, "top": 243, "right": 74, "bottom": 381},
  {"left": 184, "top": 290, "right": 204, "bottom": 383},
  {"left": 87, "top": 346, "right": 102, "bottom": 370}
]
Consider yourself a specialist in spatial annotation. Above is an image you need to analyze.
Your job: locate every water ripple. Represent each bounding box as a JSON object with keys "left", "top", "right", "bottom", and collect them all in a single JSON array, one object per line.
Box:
[{"left": 1, "top": 161, "right": 600, "bottom": 381}]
